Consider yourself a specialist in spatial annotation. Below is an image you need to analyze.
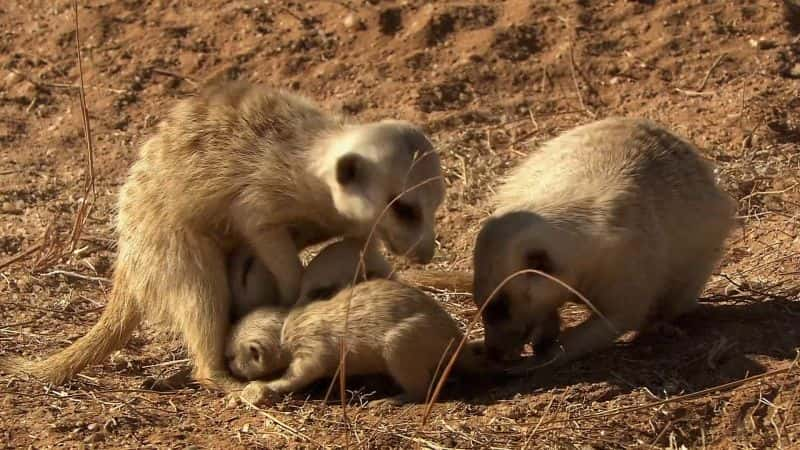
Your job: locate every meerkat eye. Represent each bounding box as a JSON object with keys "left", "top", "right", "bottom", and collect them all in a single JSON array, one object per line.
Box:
[
  {"left": 336, "top": 154, "right": 365, "bottom": 186},
  {"left": 248, "top": 344, "right": 261, "bottom": 362},
  {"left": 483, "top": 292, "right": 511, "bottom": 324},
  {"left": 389, "top": 195, "right": 421, "bottom": 223}
]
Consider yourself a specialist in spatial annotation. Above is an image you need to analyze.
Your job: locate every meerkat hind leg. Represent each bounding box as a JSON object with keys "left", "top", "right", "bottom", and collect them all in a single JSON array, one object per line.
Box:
[
  {"left": 369, "top": 334, "right": 441, "bottom": 407},
  {"left": 169, "top": 241, "right": 245, "bottom": 393}
]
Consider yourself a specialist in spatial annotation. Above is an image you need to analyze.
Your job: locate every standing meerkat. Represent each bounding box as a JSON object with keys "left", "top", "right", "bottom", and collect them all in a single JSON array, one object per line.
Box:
[
  {"left": 0, "top": 82, "right": 446, "bottom": 392},
  {"left": 473, "top": 117, "right": 737, "bottom": 365},
  {"left": 225, "top": 279, "right": 492, "bottom": 406}
]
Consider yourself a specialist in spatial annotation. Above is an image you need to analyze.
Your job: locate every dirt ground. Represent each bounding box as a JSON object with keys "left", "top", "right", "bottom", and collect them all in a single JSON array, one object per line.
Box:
[{"left": 1, "top": 0, "right": 799, "bottom": 448}]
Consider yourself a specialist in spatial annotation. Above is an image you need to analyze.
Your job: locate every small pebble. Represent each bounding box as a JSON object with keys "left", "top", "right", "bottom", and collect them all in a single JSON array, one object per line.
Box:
[{"left": 788, "top": 63, "right": 800, "bottom": 79}]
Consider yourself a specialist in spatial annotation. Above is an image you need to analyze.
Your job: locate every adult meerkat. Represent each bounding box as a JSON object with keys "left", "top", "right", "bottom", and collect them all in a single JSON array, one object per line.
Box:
[
  {"left": 473, "top": 117, "right": 737, "bottom": 365},
  {"left": 0, "top": 82, "right": 446, "bottom": 391},
  {"left": 225, "top": 279, "right": 491, "bottom": 406}
]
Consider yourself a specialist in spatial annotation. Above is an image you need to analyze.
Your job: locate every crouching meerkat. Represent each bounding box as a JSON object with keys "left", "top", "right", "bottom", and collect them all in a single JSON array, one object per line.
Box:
[
  {"left": 0, "top": 82, "right": 446, "bottom": 392},
  {"left": 473, "top": 117, "right": 737, "bottom": 366},
  {"left": 226, "top": 279, "right": 491, "bottom": 407}
]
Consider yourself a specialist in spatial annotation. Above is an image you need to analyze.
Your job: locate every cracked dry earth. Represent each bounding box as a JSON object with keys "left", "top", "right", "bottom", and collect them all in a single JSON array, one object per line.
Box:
[{"left": 1, "top": 1, "right": 799, "bottom": 448}]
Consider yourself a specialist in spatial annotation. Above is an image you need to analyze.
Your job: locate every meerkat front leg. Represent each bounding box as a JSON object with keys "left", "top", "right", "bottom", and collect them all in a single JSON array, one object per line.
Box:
[
  {"left": 252, "top": 228, "right": 303, "bottom": 306},
  {"left": 240, "top": 356, "right": 328, "bottom": 405},
  {"left": 546, "top": 305, "right": 650, "bottom": 367},
  {"left": 238, "top": 225, "right": 303, "bottom": 306}
]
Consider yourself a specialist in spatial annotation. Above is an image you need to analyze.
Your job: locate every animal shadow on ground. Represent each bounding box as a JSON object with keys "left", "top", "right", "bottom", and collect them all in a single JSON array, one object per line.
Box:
[
  {"left": 440, "top": 297, "right": 800, "bottom": 405},
  {"left": 134, "top": 298, "right": 800, "bottom": 407}
]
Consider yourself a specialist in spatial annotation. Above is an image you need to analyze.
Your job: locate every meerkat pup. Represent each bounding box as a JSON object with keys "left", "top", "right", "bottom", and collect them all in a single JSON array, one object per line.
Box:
[
  {"left": 228, "top": 237, "right": 393, "bottom": 317},
  {"left": 0, "top": 81, "right": 445, "bottom": 392},
  {"left": 226, "top": 279, "right": 491, "bottom": 406},
  {"left": 227, "top": 244, "right": 281, "bottom": 321},
  {"left": 473, "top": 117, "right": 737, "bottom": 366},
  {"left": 296, "top": 238, "right": 394, "bottom": 305}
]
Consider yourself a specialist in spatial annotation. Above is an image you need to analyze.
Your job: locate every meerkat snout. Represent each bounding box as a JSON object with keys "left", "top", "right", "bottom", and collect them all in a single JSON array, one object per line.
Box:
[
  {"left": 475, "top": 213, "right": 573, "bottom": 361},
  {"left": 319, "top": 120, "right": 445, "bottom": 264},
  {"left": 226, "top": 307, "right": 288, "bottom": 381}
]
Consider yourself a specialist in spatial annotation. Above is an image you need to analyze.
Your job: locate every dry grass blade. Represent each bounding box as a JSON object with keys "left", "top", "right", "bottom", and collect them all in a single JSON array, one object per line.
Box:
[
  {"left": 325, "top": 149, "right": 443, "bottom": 425},
  {"left": 69, "top": 0, "right": 97, "bottom": 253},
  {"left": 697, "top": 52, "right": 728, "bottom": 92},
  {"left": 0, "top": 244, "right": 42, "bottom": 271},
  {"left": 537, "top": 364, "right": 795, "bottom": 426},
  {"left": 420, "top": 268, "right": 611, "bottom": 426},
  {"left": 568, "top": 43, "right": 596, "bottom": 118},
  {"left": 239, "top": 397, "right": 322, "bottom": 447}
]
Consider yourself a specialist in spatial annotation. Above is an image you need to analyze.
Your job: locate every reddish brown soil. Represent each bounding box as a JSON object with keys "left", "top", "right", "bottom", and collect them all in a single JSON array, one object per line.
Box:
[{"left": 1, "top": 1, "right": 799, "bottom": 448}]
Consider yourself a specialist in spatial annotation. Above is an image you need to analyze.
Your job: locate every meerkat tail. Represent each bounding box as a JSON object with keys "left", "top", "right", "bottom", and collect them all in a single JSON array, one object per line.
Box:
[
  {"left": 0, "top": 286, "right": 141, "bottom": 385},
  {"left": 396, "top": 269, "right": 473, "bottom": 292}
]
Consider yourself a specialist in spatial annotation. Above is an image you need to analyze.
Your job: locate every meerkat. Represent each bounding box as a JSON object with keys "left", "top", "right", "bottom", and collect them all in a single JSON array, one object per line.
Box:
[
  {"left": 226, "top": 279, "right": 492, "bottom": 406},
  {"left": 228, "top": 237, "right": 393, "bottom": 315},
  {"left": 296, "top": 238, "right": 394, "bottom": 305},
  {"left": 472, "top": 117, "right": 737, "bottom": 366},
  {"left": 231, "top": 235, "right": 473, "bottom": 312},
  {"left": 227, "top": 244, "right": 281, "bottom": 321},
  {"left": 0, "top": 81, "right": 446, "bottom": 392}
]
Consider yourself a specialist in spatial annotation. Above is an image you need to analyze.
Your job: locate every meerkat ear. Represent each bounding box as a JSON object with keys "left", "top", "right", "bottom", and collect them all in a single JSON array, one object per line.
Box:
[
  {"left": 523, "top": 249, "right": 553, "bottom": 274},
  {"left": 335, "top": 154, "right": 366, "bottom": 186}
]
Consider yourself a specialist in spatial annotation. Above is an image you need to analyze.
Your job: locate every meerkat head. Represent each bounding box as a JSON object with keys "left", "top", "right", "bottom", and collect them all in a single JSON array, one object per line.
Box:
[
  {"left": 316, "top": 120, "right": 445, "bottom": 264},
  {"left": 225, "top": 307, "right": 289, "bottom": 381},
  {"left": 473, "top": 212, "right": 574, "bottom": 362},
  {"left": 297, "top": 238, "right": 394, "bottom": 304}
]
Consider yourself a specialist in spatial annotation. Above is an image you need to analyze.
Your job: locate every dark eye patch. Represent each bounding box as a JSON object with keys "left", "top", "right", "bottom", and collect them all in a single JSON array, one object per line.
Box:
[
  {"left": 482, "top": 292, "right": 511, "bottom": 324},
  {"left": 389, "top": 194, "right": 421, "bottom": 223},
  {"left": 305, "top": 284, "right": 340, "bottom": 301}
]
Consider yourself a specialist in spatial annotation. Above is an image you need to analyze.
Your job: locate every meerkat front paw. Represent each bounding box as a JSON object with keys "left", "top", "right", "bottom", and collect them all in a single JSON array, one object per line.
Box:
[
  {"left": 239, "top": 381, "right": 282, "bottom": 406},
  {"left": 366, "top": 394, "right": 415, "bottom": 409}
]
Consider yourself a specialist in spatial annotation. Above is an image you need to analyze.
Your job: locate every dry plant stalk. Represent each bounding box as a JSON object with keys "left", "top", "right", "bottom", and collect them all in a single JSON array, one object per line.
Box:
[
  {"left": 68, "top": 0, "right": 98, "bottom": 253},
  {"left": 421, "top": 268, "right": 614, "bottom": 426},
  {"left": 322, "top": 149, "right": 442, "bottom": 422}
]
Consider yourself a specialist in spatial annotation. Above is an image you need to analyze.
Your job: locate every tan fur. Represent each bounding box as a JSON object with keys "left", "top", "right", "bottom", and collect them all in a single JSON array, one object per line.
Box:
[
  {"left": 227, "top": 244, "right": 281, "bottom": 320},
  {"left": 227, "top": 279, "right": 490, "bottom": 406},
  {"left": 473, "top": 117, "right": 737, "bottom": 365},
  {"left": 228, "top": 237, "right": 393, "bottom": 314},
  {"left": 397, "top": 269, "right": 473, "bottom": 293},
  {"left": 0, "top": 82, "right": 445, "bottom": 391},
  {"left": 297, "top": 238, "right": 393, "bottom": 305}
]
